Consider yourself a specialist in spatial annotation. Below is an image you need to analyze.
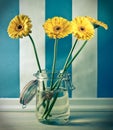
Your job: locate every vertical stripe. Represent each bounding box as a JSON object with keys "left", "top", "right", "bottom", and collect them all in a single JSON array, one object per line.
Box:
[
  {"left": 0, "top": 0, "right": 19, "bottom": 97},
  {"left": 45, "top": 0, "right": 72, "bottom": 97},
  {"left": 19, "top": 0, "right": 45, "bottom": 91},
  {"left": 98, "top": 0, "right": 113, "bottom": 97},
  {"left": 72, "top": 0, "right": 97, "bottom": 98}
]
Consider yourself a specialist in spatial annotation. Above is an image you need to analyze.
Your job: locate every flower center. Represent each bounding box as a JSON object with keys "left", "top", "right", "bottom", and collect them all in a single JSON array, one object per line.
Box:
[
  {"left": 18, "top": 25, "right": 22, "bottom": 29},
  {"left": 56, "top": 27, "right": 61, "bottom": 30},
  {"left": 54, "top": 26, "right": 62, "bottom": 32},
  {"left": 16, "top": 24, "right": 23, "bottom": 31},
  {"left": 79, "top": 26, "right": 85, "bottom": 31}
]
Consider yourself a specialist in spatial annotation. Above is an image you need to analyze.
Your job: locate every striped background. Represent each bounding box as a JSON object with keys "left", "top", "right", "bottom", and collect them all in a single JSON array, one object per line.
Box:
[{"left": 0, "top": 0, "right": 113, "bottom": 98}]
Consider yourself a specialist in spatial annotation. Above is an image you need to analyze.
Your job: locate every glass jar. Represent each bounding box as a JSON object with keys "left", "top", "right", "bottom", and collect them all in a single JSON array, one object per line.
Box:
[{"left": 34, "top": 70, "right": 74, "bottom": 125}]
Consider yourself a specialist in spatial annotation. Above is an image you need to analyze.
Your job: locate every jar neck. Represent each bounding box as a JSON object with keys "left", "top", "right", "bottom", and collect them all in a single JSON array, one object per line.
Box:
[{"left": 34, "top": 70, "right": 71, "bottom": 80}]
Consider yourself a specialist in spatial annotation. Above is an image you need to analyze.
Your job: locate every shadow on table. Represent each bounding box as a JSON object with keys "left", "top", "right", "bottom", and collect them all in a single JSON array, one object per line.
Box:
[{"left": 67, "top": 114, "right": 113, "bottom": 128}]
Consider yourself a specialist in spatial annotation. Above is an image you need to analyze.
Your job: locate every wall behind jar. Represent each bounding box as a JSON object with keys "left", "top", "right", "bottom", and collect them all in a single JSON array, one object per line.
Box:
[{"left": 0, "top": 0, "right": 113, "bottom": 99}]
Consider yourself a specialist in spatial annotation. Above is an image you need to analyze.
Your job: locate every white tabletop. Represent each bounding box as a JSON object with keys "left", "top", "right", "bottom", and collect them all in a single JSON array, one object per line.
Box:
[{"left": 0, "top": 111, "right": 113, "bottom": 130}]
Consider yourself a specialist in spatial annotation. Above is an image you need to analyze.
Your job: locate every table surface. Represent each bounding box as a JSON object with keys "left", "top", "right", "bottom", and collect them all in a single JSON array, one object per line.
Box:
[{"left": 0, "top": 111, "right": 113, "bottom": 130}]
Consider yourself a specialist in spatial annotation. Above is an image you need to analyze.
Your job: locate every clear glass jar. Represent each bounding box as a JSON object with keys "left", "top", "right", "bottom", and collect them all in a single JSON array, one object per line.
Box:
[{"left": 34, "top": 70, "right": 74, "bottom": 125}]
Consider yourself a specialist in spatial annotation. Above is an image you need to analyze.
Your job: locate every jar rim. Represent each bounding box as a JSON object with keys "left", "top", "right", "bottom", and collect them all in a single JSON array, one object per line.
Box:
[{"left": 33, "top": 70, "right": 71, "bottom": 80}]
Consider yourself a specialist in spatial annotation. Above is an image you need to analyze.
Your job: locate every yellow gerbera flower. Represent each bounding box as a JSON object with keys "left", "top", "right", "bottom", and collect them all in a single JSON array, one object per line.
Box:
[
  {"left": 85, "top": 16, "right": 108, "bottom": 30},
  {"left": 71, "top": 16, "right": 95, "bottom": 40},
  {"left": 7, "top": 14, "right": 32, "bottom": 39},
  {"left": 43, "top": 16, "right": 72, "bottom": 39}
]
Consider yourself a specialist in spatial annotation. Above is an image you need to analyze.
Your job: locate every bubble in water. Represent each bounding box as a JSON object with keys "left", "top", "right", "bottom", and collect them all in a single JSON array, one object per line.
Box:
[{"left": 22, "top": 105, "right": 26, "bottom": 109}]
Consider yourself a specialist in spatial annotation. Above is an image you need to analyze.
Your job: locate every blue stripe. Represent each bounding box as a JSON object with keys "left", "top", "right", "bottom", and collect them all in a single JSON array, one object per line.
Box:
[
  {"left": 45, "top": 0, "right": 72, "bottom": 97},
  {"left": 0, "top": 0, "right": 19, "bottom": 97},
  {"left": 98, "top": 0, "right": 113, "bottom": 97}
]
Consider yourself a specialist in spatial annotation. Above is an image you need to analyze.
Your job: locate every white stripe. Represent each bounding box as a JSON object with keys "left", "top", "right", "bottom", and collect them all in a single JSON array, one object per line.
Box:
[
  {"left": 19, "top": 0, "right": 45, "bottom": 91},
  {"left": 72, "top": 0, "right": 97, "bottom": 97}
]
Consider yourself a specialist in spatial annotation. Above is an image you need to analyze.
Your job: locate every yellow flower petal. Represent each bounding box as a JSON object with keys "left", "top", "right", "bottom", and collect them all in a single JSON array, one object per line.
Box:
[
  {"left": 71, "top": 16, "right": 95, "bottom": 40},
  {"left": 43, "top": 16, "right": 72, "bottom": 39},
  {"left": 7, "top": 14, "right": 32, "bottom": 39},
  {"left": 85, "top": 16, "right": 108, "bottom": 30}
]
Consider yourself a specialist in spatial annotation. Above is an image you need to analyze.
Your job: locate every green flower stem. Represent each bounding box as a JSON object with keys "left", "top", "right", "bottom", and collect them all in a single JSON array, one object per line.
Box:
[
  {"left": 62, "top": 39, "right": 78, "bottom": 72},
  {"left": 44, "top": 78, "right": 62, "bottom": 119},
  {"left": 42, "top": 100, "right": 50, "bottom": 118},
  {"left": 28, "top": 34, "right": 42, "bottom": 73},
  {"left": 51, "top": 40, "right": 88, "bottom": 96},
  {"left": 42, "top": 39, "right": 58, "bottom": 118},
  {"left": 51, "top": 39, "right": 78, "bottom": 90},
  {"left": 50, "top": 38, "right": 58, "bottom": 89},
  {"left": 28, "top": 34, "right": 45, "bottom": 90},
  {"left": 51, "top": 79, "right": 60, "bottom": 90},
  {"left": 42, "top": 40, "right": 88, "bottom": 119},
  {"left": 65, "top": 40, "right": 88, "bottom": 71},
  {"left": 44, "top": 40, "right": 88, "bottom": 119},
  {"left": 44, "top": 92, "right": 59, "bottom": 119}
]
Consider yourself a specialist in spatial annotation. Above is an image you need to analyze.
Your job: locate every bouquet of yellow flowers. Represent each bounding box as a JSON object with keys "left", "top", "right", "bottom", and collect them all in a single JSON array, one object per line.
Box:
[
  {"left": 7, "top": 15, "right": 108, "bottom": 74},
  {"left": 7, "top": 15, "right": 108, "bottom": 124}
]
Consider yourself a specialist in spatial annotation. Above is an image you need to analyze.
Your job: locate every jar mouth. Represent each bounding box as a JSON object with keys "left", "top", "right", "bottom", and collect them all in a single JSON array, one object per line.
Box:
[
  {"left": 33, "top": 70, "right": 71, "bottom": 80},
  {"left": 34, "top": 70, "right": 48, "bottom": 79}
]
